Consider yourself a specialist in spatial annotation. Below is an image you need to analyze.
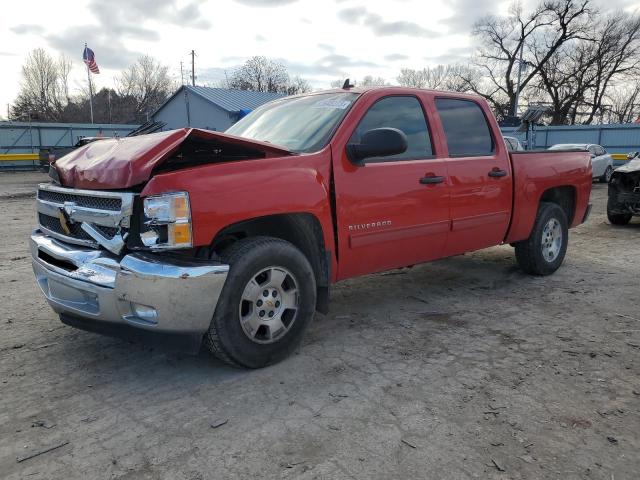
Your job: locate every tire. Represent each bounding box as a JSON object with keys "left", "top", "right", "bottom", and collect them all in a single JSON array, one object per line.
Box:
[
  {"left": 600, "top": 165, "right": 613, "bottom": 183},
  {"left": 204, "top": 236, "right": 317, "bottom": 368},
  {"left": 607, "top": 210, "right": 632, "bottom": 225},
  {"left": 514, "top": 202, "right": 568, "bottom": 276}
]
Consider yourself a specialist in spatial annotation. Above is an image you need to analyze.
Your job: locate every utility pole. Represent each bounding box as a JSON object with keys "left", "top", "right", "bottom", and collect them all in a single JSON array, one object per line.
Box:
[
  {"left": 180, "top": 61, "right": 185, "bottom": 85},
  {"left": 513, "top": 41, "right": 524, "bottom": 118},
  {"left": 190, "top": 50, "right": 196, "bottom": 86}
]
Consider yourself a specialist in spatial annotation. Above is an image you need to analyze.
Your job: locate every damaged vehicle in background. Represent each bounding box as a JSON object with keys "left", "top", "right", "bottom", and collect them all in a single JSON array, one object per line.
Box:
[{"left": 607, "top": 156, "right": 640, "bottom": 225}]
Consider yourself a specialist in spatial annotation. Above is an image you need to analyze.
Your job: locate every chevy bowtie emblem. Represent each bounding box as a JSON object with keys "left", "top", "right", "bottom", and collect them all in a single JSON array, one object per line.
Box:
[{"left": 57, "top": 201, "right": 76, "bottom": 235}]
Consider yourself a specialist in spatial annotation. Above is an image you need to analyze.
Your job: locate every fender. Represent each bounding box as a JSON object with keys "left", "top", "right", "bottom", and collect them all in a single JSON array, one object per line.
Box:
[{"left": 141, "top": 149, "right": 336, "bottom": 268}]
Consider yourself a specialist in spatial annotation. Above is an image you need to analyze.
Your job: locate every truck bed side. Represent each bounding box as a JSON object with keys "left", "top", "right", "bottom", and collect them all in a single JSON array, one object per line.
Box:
[{"left": 505, "top": 151, "right": 592, "bottom": 244}]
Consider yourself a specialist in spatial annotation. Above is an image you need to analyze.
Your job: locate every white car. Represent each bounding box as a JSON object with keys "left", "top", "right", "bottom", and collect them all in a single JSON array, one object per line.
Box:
[
  {"left": 504, "top": 136, "right": 525, "bottom": 152},
  {"left": 548, "top": 143, "right": 614, "bottom": 183}
]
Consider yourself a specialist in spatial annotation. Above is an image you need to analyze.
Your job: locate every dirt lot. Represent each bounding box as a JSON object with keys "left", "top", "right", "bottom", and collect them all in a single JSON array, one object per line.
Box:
[{"left": 0, "top": 171, "right": 638, "bottom": 479}]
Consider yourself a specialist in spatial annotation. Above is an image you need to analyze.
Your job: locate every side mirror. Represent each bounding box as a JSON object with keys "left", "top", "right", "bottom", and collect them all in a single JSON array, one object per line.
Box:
[{"left": 347, "top": 128, "right": 408, "bottom": 165}]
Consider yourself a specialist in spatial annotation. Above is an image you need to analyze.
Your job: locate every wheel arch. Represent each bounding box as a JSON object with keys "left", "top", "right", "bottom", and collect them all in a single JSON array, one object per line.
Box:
[
  {"left": 539, "top": 185, "right": 576, "bottom": 225},
  {"left": 204, "top": 213, "right": 331, "bottom": 314}
]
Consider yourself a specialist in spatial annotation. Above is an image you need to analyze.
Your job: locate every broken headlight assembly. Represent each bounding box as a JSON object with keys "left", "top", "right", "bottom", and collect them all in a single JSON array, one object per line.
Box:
[{"left": 140, "top": 192, "right": 192, "bottom": 249}]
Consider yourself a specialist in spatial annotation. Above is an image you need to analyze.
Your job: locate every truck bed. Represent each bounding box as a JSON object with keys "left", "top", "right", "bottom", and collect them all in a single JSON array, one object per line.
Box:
[{"left": 506, "top": 150, "right": 592, "bottom": 244}]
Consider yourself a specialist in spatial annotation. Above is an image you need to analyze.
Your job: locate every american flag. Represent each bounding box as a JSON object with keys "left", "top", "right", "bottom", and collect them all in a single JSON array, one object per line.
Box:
[{"left": 83, "top": 46, "right": 100, "bottom": 74}]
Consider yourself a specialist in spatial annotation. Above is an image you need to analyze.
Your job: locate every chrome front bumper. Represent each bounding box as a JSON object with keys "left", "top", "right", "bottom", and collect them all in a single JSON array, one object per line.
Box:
[{"left": 30, "top": 230, "right": 229, "bottom": 339}]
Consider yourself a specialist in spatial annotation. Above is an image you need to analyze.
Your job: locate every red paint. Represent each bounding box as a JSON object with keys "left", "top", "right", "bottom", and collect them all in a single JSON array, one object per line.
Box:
[
  {"left": 54, "top": 128, "right": 290, "bottom": 190},
  {"left": 58, "top": 87, "right": 592, "bottom": 283}
]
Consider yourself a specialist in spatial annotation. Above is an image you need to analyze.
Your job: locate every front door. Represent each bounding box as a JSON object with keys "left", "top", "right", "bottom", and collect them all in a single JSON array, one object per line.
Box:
[
  {"left": 332, "top": 94, "right": 451, "bottom": 280},
  {"left": 433, "top": 97, "right": 513, "bottom": 256}
]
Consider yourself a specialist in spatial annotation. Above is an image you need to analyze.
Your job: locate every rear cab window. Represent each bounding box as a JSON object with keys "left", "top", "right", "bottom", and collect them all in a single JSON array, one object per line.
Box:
[
  {"left": 435, "top": 98, "right": 495, "bottom": 157},
  {"left": 349, "top": 96, "right": 433, "bottom": 162}
]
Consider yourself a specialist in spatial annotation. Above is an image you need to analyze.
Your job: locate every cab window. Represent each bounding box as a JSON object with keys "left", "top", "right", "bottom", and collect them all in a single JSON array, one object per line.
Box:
[
  {"left": 436, "top": 98, "right": 495, "bottom": 157},
  {"left": 349, "top": 96, "right": 433, "bottom": 162}
]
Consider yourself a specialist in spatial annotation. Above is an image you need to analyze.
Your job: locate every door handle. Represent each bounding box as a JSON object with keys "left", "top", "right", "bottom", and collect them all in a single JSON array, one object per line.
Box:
[
  {"left": 419, "top": 175, "right": 445, "bottom": 185},
  {"left": 488, "top": 169, "right": 507, "bottom": 178}
]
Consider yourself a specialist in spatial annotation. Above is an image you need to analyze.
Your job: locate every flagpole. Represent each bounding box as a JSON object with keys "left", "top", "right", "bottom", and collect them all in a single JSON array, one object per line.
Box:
[{"left": 85, "top": 43, "right": 94, "bottom": 124}]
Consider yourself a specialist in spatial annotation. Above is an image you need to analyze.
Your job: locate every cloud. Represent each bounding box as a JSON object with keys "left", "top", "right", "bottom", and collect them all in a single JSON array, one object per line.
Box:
[
  {"left": 338, "top": 6, "right": 437, "bottom": 37},
  {"left": 384, "top": 53, "right": 409, "bottom": 62},
  {"left": 233, "top": 0, "right": 298, "bottom": 5},
  {"left": 443, "top": 0, "right": 501, "bottom": 31},
  {"left": 284, "top": 53, "right": 382, "bottom": 77},
  {"left": 88, "top": 0, "right": 212, "bottom": 40},
  {"left": 0, "top": 51, "right": 17, "bottom": 56},
  {"left": 11, "top": 24, "right": 45, "bottom": 35},
  {"left": 424, "top": 46, "right": 473, "bottom": 64},
  {"left": 318, "top": 43, "right": 335, "bottom": 53},
  {"left": 255, "top": 34, "right": 267, "bottom": 42}
]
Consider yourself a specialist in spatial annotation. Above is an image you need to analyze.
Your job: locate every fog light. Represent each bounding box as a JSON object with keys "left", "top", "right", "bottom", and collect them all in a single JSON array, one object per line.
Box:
[{"left": 131, "top": 303, "right": 158, "bottom": 323}]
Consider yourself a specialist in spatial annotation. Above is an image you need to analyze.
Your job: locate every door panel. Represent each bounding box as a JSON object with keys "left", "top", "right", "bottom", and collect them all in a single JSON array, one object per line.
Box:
[
  {"left": 334, "top": 157, "right": 450, "bottom": 279},
  {"left": 332, "top": 94, "right": 450, "bottom": 280},
  {"left": 445, "top": 156, "right": 512, "bottom": 255},
  {"left": 433, "top": 97, "right": 513, "bottom": 256}
]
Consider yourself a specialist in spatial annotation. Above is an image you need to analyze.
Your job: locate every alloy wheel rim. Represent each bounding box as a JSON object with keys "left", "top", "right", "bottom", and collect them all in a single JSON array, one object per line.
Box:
[
  {"left": 541, "top": 218, "right": 562, "bottom": 263},
  {"left": 605, "top": 167, "right": 613, "bottom": 182},
  {"left": 238, "top": 266, "right": 299, "bottom": 344}
]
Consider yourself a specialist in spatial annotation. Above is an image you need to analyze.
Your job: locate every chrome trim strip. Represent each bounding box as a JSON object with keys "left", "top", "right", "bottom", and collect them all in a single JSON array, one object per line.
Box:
[
  {"left": 37, "top": 199, "right": 126, "bottom": 228},
  {"left": 81, "top": 223, "right": 127, "bottom": 255}
]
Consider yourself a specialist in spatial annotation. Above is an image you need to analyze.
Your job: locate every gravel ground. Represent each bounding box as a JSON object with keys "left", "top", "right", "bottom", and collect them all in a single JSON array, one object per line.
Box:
[{"left": 0, "top": 172, "right": 638, "bottom": 480}]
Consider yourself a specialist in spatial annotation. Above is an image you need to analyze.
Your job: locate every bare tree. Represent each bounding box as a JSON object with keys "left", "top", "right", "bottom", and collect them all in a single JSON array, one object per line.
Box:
[
  {"left": 359, "top": 75, "right": 389, "bottom": 87},
  {"left": 116, "top": 55, "right": 175, "bottom": 120},
  {"left": 11, "top": 48, "right": 71, "bottom": 121},
  {"left": 471, "top": 0, "right": 591, "bottom": 118},
  {"left": 227, "top": 56, "right": 309, "bottom": 94},
  {"left": 582, "top": 12, "right": 640, "bottom": 123},
  {"left": 604, "top": 82, "right": 640, "bottom": 123},
  {"left": 397, "top": 65, "right": 476, "bottom": 91}
]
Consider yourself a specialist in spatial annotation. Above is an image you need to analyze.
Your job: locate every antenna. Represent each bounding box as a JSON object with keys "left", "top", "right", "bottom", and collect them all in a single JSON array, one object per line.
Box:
[{"left": 342, "top": 78, "right": 354, "bottom": 89}]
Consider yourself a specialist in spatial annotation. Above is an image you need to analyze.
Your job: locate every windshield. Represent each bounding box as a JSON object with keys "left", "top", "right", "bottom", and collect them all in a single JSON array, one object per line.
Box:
[{"left": 226, "top": 92, "right": 359, "bottom": 153}]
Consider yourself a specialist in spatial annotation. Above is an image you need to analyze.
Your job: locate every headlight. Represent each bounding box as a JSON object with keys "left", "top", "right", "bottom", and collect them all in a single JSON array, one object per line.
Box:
[{"left": 141, "top": 192, "right": 192, "bottom": 249}]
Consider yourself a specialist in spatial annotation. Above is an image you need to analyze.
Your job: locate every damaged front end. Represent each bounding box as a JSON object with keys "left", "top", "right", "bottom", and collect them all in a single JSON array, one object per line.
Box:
[
  {"left": 608, "top": 159, "right": 640, "bottom": 216},
  {"left": 30, "top": 128, "right": 292, "bottom": 351}
]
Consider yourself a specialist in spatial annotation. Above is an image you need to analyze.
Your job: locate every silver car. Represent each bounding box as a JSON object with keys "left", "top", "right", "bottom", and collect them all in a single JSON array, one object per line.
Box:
[
  {"left": 548, "top": 143, "right": 614, "bottom": 182},
  {"left": 504, "top": 136, "right": 525, "bottom": 152}
]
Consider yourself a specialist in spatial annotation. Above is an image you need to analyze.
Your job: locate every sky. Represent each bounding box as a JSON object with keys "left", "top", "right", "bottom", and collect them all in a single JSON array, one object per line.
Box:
[{"left": 2, "top": 0, "right": 640, "bottom": 119}]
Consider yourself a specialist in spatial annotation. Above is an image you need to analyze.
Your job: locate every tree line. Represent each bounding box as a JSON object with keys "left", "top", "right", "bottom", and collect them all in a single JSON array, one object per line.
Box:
[{"left": 9, "top": 0, "right": 640, "bottom": 126}]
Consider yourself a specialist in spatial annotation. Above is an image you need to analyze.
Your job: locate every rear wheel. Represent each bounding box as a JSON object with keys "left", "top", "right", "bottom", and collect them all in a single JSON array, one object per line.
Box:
[
  {"left": 514, "top": 202, "right": 568, "bottom": 276},
  {"left": 204, "top": 236, "right": 316, "bottom": 368},
  {"left": 600, "top": 165, "right": 613, "bottom": 183}
]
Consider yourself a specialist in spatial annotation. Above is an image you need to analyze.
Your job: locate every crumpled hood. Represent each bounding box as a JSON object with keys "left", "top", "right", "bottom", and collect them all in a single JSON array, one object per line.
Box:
[
  {"left": 53, "top": 128, "right": 292, "bottom": 190},
  {"left": 616, "top": 157, "right": 640, "bottom": 174}
]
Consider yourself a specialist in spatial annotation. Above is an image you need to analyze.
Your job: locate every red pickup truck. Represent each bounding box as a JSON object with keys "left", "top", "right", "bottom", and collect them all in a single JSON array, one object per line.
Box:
[{"left": 31, "top": 87, "right": 592, "bottom": 368}]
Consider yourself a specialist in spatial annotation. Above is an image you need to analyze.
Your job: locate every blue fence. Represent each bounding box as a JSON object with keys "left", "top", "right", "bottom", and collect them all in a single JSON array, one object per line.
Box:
[
  {"left": 501, "top": 123, "right": 640, "bottom": 154},
  {"left": 0, "top": 121, "right": 140, "bottom": 154}
]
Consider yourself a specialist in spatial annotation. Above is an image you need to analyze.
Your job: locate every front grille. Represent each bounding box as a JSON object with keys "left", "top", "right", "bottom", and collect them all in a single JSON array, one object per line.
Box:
[
  {"left": 38, "top": 213, "right": 119, "bottom": 241},
  {"left": 36, "top": 185, "right": 134, "bottom": 250},
  {"left": 38, "top": 189, "right": 122, "bottom": 211}
]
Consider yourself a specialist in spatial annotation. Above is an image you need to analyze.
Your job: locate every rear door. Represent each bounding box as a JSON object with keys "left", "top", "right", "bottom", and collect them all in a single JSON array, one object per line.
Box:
[
  {"left": 332, "top": 94, "right": 450, "bottom": 279},
  {"left": 433, "top": 97, "right": 513, "bottom": 256}
]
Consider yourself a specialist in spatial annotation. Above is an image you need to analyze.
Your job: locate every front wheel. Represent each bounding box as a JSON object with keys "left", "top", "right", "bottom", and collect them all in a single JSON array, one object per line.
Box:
[
  {"left": 600, "top": 166, "right": 613, "bottom": 183},
  {"left": 204, "top": 236, "right": 317, "bottom": 368},
  {"left": 514, "top": 202, "right": 568, "bottom": 276}
]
